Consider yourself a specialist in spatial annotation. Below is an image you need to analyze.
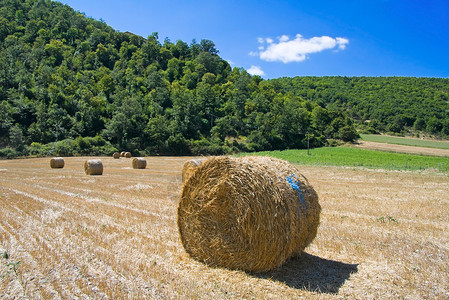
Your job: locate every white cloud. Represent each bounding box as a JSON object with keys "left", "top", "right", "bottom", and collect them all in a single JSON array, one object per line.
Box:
[
  {"left": 336, "top": 37, "right": 349, "bottom": 50},
  {"left": 247, "top": 65, "right": 266, "bottom": 76},
  {"left": 279, "top": 35, "right": 289, "bottom": 42},
  {"left": 255, "top": 34, "right": 349, "bottom": 63}
]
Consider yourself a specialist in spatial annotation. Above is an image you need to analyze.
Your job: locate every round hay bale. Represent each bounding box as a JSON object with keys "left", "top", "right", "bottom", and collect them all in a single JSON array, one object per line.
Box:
[
  {"left": 84, "top": 159, "right": 103, "bottom": 175},
  {"left": 120, "top": 151, "right": 126, "bottom": 157},
  {"left": 132, "top": 157, "right": 147, "bottom": 169},
  {"left": 113, "top": 152, "right": 120, "bottom": 159},
  {"left": 178, "top": 156, "right": 321, "bottom": 273},
  {"left": 50, "top": 157, "right": 64, "bottom": 168},
  {"left": 181, "top": 159, "right": 204, "bottom": 183},
  {"left": 124, "top": 152, "right": 132, "bottom": 158}
]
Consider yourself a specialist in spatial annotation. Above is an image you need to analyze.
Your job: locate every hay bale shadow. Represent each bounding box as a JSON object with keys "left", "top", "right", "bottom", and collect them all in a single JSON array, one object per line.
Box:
[{"left": 256, "top": 252, "right": 358, "bottom": 294}]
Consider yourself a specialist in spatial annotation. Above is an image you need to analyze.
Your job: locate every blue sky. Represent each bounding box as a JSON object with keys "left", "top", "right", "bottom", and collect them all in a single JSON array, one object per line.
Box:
[{"left": 60, "top": 0, "right": 449, "bottom": 79}]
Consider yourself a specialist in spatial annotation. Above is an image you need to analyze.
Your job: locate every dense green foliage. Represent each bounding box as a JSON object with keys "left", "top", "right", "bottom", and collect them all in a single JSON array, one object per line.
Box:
[
  {"left": 3, "top": 1, "right": 448, "bottom": 159},
  {"left": 0, "top": 0, "right": 359, "bottom": 157},
  {"left": 245, "top": 147, "right": 449, "bottom": 172},
  {"left": 270, "top": 76, "right": 449, "bottom": 137}
]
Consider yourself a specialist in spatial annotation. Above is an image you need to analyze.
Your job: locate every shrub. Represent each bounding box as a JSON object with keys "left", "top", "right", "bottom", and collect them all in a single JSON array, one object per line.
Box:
[
  {"left": 166, "top": 134, "right": 191, "bottom": 155},
  {"left": 359, "top": 127, "right": 380, "bottom": 134},
  {"left": 0, "top": 147, "right": 19, "bottom": 159},
  {"left": 189, "top": 137, "right": 232, "bottom": 155},
  {"left": 28, "top": 142, "right": 43, "bottom": 156},
  {"left": 338, "top": 126, "right": 359, "bottom": 142},
  {"left": 74, "top": 135, "right": 117, "bottom": 155},
  {"left": 54, "top": 139, "right": 76, "bottom": 156}
]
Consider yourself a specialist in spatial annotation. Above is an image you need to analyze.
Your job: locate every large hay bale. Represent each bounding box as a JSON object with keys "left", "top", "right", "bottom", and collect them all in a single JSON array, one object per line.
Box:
[
  {"left": 50, "top": 157, "right": 64, "bottom": 168},
  {"left": 178, "top": 156, "right": 321, "bottom": 273},
  {"left": 181, "top": 159, "right": 204, "bottom": 183},
  {"left": 124, "top": 152, "right": 132, "bottom": 158},
  {"left": 84, "top": 159, "right": 103, "bottom": 175},
  {"left": 120, "top": 151, "right": 126, "bottom": 157},
  {"left": 113, "top": 152, "right": 120, "bottom": 159},
  {"left": 132, "top": 157, "right": 147, "bottom": 169}
]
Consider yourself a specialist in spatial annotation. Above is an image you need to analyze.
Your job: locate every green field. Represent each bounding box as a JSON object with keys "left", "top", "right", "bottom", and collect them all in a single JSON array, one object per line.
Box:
[
  {"left": 242, "top": 147, "right": 449, "bottom": 172},
  {"left": 359, "top": 134, "right": 449, "bottom": 149}
]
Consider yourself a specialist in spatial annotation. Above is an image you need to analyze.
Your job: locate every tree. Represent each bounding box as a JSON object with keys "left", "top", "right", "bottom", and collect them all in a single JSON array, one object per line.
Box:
[
  {"left": 103, "top": 112, "right": 129, "bottom": 149},
  {"left": 311, "top": 106, "right": 330, "bottom": 132},
  {"left": 9, "top": 124, "right": 26, "bottom": 152},
  {"left": 272, "top": 99, "right": 310, "bottom": 149},
  {"left": 44, "top": 39, "right": 64, "bottom": 65},
  {"left": 199, "top": 39, "right": 218, "bottom": 55},
  {"left": 442, "top": 119, "right": 449, "bottom": 136},
  {"left": 144, "top": 115, "right": 170, "bottom": 154},
  {"left": 338, "top": 125, "right": 359, "bottom": 142},
  {"left": 103, "top": 97, "right": 147, "bottom": 150},
  {"left": 426, "top": 117, "right": 443, "bottom": 134},
  {"left": 413, "top": 118, "right": 426, "bottom": 131},
  {"left": 1, "top": 0, "right": 447, "bottom": 159}
]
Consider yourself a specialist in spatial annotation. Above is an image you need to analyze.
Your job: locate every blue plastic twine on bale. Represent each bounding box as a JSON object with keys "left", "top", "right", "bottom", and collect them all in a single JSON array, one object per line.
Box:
[{"left": 286, "top": 174, "right": 306, "bottom": 211}]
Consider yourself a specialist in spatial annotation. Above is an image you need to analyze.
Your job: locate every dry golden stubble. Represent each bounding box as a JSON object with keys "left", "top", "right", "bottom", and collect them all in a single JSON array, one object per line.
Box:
[{"left": 2, "top": 156, "right": 448, "bottom": 298}]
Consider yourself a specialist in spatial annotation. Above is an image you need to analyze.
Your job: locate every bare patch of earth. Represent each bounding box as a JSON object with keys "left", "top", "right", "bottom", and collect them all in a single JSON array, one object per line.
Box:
[{"left": 352, "top": 141, "right": 449, "bottom": 157}]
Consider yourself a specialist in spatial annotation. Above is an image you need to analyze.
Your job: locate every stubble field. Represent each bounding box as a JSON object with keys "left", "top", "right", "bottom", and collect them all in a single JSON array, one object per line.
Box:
[{"left": 1, "top": 156, "right": 448, "bottom": 299}]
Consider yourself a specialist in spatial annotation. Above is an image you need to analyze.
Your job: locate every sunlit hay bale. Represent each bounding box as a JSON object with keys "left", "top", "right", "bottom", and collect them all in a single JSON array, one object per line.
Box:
[
  {"left": 120, "top": 151, "right": 126, "bottom": 157},
  {"left": 178, "top": 156, "right": 321, "bottom": 273},
  {"left": 50, "top": 157, "right": 65, "bottom": 168},
  {"left": 124, "top": 152, "right": 132, "bottom": 158},
  {"left": 132, "top": 157, "right": 147, "bottom": 169},
  {"left": 113, "top": 152, "right": 120, "bottom": 159},
  {"left": 84, "top": 159, "right": 103, "bottom": 175},
  {"left": 181, "top": 159, "right": 204, "bottom": 183}
]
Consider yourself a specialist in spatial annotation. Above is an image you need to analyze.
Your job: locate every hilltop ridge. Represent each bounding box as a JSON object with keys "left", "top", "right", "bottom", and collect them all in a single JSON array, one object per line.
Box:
[{"left": 1, "top": 0, "right": 447, "bottom": 158}]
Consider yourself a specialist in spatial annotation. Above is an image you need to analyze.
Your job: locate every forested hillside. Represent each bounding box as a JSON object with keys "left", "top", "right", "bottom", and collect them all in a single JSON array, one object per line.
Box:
[
  {"left": 270, "top": 76, "right": 449, "bottom": 136},
  {"left": 0, "top": 0, "right": 359, "bottom": 158},
  {"left": 1, "top": 0, "right": 446, "bottom": 159}
]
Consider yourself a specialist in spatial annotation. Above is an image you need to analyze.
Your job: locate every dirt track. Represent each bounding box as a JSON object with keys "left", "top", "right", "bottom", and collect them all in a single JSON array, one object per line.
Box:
[
  {"left": 353, "top": 140, "right": 449, "bottom": 157},
  {"left": 1, "top": 156, "right": 448, "bottom": 298}
]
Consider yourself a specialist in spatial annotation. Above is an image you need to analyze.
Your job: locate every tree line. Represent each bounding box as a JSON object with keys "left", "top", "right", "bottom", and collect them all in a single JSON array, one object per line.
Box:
[
  {"left": 2, "top": 0, "right": 446, "bottom": 158},
  {"left": 0, "top": 0, "right": 359, "bottom": 158},
  {"left": 269, "top": 76, "right": 449, "bottom": 137}
]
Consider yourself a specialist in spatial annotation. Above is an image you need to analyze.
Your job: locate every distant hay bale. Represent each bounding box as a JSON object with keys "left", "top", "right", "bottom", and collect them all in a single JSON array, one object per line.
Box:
[
  {"left": 50, "top": 157, "right": 64, "bottom": 168},
  {"left": 178, "top": 156, "right": 321, "bottom": 273},
  {"left": 181, "top": 159, "right": 204, "bottom": 183},
  {"left": 132, "top": 157, "right": 147, "bottom": 169},
  {"left": 124, "top": 152, "right": 132, "bottom": 158},
  {"left": 120, "top": 151, "right": 126, "bottom": 157},
  {"left": 113, "top": 152, "right": 120, "bottom": 159},
  {"left": 84, "top": 159, "right": 103, "bottom": 175}
]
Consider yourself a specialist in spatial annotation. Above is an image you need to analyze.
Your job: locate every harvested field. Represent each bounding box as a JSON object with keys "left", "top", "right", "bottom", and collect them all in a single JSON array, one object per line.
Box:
[{"left": 0, "top": 156, "right": 448, "bottom": 299}]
